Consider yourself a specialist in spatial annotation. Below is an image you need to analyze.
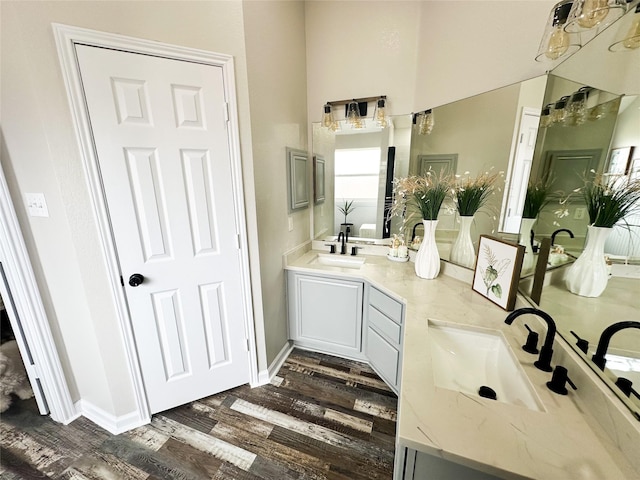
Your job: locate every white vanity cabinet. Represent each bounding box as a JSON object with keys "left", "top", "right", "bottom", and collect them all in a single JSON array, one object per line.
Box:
[
  {"left": 398, "top": 448, "right": 502, "bottom": 480},
  {"left": 287, "top": 271, "right": 365, "bottom": 359},
  {"left": 364, "top": 285, "right": 404, "bottom": 394}
]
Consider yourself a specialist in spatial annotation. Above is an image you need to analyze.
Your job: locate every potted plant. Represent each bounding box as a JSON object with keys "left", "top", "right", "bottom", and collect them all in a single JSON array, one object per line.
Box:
[
  {"left": 337, "top": 199, "right": 356, "bottom": 237},
  {"left": 520, "top": 180, "right": 552, "bottom": 271},
  {"left": 450, "top": 171, "right": 500, "bottom": 268},
  {"left": 391, "top": 170, "right": 453, "bottom": 279},
  {"left": 566, "top": 174, "right": 640, "bottom": 297}
]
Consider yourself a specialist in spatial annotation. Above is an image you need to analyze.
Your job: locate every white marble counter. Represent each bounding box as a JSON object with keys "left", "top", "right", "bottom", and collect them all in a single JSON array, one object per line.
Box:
[{"left": 286, "top": 250, "right": 639, "bottom": 479}]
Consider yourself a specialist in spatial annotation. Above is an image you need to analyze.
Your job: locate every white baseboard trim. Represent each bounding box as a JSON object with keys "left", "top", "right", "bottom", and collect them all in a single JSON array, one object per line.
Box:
[
  {"left": 253, "top": 341, "right": 293, "bottom": 386},
  {"left": 76, "top": 399, "right": 150, "bottom": 435}
]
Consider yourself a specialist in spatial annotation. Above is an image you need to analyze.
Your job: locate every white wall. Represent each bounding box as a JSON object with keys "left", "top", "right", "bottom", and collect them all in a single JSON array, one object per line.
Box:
[
  {"left": 413, "top": 1, "right": 556, "bottom": 111},
  {"left": 243, "top": 0, "right": 309, "bottom": 364},
  {"left": 0, "top": 0, "right": 264, "bottom": 417}
]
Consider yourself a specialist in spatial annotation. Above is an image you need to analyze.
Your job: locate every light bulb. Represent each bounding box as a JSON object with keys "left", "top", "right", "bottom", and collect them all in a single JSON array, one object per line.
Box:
[
  {"left": 375, "top": 98, "right": 388, "bottom": 127},
  {"left": 623, "top": 15, "right": 640, "bottom": 49},
  {"left": 417, "top": 110, "right": 434, "bottom": 135},
  {"left": 576, "top": 0, "right": 609, "bottom": 29},
  {"left": 322, "top": 103, "right": 334, "bottom": 128},
  {"left": 546, "top": 25, "right": 571, "bottom": 59}
]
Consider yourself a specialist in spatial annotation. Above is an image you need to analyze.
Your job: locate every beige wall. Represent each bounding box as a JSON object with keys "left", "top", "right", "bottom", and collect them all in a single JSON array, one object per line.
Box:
[
  {"left": 0, "top": 0, "right": 264, "bottom": 416},
  {"left": 243, "top": 0, "right": 309, "bottom": 364}
]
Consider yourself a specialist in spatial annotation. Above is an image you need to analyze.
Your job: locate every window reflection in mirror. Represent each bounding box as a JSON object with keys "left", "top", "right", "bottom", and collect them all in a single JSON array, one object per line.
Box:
[{"left": 312, "top": 116, "right": 412, "bottom": 241}]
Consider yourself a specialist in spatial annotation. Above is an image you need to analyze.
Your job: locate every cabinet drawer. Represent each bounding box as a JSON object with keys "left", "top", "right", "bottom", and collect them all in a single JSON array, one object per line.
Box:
[
  {"left": 366, "top": 326, "right": 399, "bottom": 386},
  {"left": 369, "top": 287, "right": 403, "bottom": 323},
  {"left": 368, "top": 305, "right": 401, "bottom": 345}
]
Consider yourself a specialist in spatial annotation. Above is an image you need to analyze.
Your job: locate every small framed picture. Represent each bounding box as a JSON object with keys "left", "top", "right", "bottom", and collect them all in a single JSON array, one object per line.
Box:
[
  {"left": 287, "top": 147, "right": 309, "bottom": 212},
  {"left": 313, "top": 154, "right": 325, "bottom": 205},
  {"left": 606, "top": 147, "right": 634, "bottom": 175},
  {"left": 629, "top": 156, "right": 640, "bottom": 182},
  {"left": 472, "top": 236, "right": 525, "bottom": 311}
]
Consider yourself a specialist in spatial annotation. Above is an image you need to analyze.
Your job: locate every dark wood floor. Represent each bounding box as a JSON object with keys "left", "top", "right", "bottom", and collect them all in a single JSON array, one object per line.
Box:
[{"left": 0, "top": 349, "right": 397, "bottom": 479}]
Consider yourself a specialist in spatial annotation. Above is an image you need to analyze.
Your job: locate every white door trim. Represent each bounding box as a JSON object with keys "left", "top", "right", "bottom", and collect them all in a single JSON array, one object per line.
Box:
[
  {"left": 53, "top": 24, "right": 259, "bottom": 424},
  {"left": 0, "top": 165, "right": 78, "bottom": 424}
]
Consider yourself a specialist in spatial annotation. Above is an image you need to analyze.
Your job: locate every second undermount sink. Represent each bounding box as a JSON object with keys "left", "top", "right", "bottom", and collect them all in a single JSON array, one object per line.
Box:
[
  {"left": 428, "top": 320, "right": 544, "bottom": 411},
  {"left": 308, "top": 253, "right": 366, "bottom": 269}
]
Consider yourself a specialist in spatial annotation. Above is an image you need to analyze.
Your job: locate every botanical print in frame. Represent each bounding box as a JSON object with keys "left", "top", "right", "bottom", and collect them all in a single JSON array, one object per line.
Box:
[
  {"left": 606, "top": 146, "right": 634, "bottom": 175},
  {"left": 472, "top": 236, "right": 525, "bottom": 311}
]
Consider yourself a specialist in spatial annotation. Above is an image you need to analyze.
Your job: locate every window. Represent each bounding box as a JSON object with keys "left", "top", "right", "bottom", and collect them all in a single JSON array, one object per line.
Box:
[{"left": 334, "top": 147, "right": 381, "bottom": 199}]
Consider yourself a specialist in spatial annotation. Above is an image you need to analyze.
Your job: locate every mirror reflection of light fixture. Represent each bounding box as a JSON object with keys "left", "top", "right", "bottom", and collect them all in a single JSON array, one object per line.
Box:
[
  {"left": 609, "top": 2, "right": 640, "bottom": 51},
  {"left": 536, "top": 0, "right": 582, "bottom": 61},
  {"left": 564, "top": 0, "right": 626, "bottom": 32},
  {"left": 540, "top": 104, "right": 553, "bottom": 128},
  {"left": 564, "top": 87, "right": 590, "bottom": 125},
  {"left": 551, "top": 95, "right": 570, "bottom": 124},
  {"left": 416, "top": 109, "right": 434, "bottom": 135},
  {"left": 374, "top": 97, "right": 388, "bottom": 127}
]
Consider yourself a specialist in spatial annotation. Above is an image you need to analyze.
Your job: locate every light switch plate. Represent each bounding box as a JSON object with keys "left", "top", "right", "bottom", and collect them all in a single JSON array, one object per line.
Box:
[
  {"left": 25, "top": 193, "right": 49, "bottom": 217},
  {"left": 288, "top": 216, "right": 294, "bottom": 231}
]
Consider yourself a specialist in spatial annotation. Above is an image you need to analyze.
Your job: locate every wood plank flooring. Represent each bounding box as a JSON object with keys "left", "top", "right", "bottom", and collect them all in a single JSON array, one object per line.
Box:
[{"left": 0, "top": 349, "right": 397, "bottom": 479}]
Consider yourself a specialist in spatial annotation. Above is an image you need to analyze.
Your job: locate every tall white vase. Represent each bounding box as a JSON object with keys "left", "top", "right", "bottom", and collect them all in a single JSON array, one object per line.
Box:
[
  {"left": 519, "top": 217, "right": 537, "bottom": 273},
  {"left": 450, "top": 215, "right": 476, "bottom": 269},
  {"left": 565, "top": 225, "right": 612, "bottom": 297},
  {"left": 415, "top": 220, "right": 440, "bottom": 279}
]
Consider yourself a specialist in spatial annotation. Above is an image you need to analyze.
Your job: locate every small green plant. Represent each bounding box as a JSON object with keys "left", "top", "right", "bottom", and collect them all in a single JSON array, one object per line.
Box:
[
  {"left": 583, "top": 174, "right": 640, "bottom": 228},
  {"left": 338, "top": 200, "right": 356, "bottom": 224},
  {"left": 522, "top": 180, "right": 552, "bottom": 219}
]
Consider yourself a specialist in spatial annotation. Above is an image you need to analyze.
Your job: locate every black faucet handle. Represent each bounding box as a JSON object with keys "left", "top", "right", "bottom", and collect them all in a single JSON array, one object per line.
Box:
[
  {"left": 324, "top": 243, "right": 336, "bottom": 254},
  {"left": 351, "top": 246, "right": 362, "bottom": 256},
  {"left": 546, "top": 366, "right": 577, "bottom": 395},
  {"left": 570, "top": 330, "right": 589, "bottom": 354},
  {"left": 523, "top": 324, "right": 539, "bottom": 354}
]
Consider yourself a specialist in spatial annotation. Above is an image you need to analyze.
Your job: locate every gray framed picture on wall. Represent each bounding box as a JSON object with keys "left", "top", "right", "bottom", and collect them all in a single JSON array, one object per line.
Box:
[
  {"left": 287, "top": 147, "right": 309, "bottom": 211},
  {"left": 313, "top": 154, "right": 325, "bottom": 205}
]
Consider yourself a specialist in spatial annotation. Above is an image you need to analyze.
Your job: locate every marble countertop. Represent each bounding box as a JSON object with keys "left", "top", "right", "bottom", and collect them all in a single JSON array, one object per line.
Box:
[{"left": 285, "top": 250, "right": 639, "bottom": 479}]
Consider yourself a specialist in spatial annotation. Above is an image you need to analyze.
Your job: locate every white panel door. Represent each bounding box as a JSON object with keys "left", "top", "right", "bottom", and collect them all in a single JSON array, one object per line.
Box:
[
  {"left": 75, "top": 45, "right": 250, "bottom": 414},
  {"left": 503, "top": 109, "right": 540, "bottom": 233}
]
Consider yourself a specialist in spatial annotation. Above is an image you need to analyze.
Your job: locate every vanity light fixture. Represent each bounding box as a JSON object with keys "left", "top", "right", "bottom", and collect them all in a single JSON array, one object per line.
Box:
[
  {"left": 540, "top": 104, "right": 553, "bottom": 128},
  {"left": 564, "top": 0, "right": 627, "bottom": 33},
  {"left": 609, "top": 2, "right": 640, "bottom": 51},
  {"left": 535, "top": 0, "right": 582, "bottom": 61},
  {"left": 416, "top": 109, "right": 434, "bottom": 135}
]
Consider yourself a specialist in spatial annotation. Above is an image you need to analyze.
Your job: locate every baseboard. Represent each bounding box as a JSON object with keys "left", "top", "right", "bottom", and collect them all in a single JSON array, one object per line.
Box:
[
  {"left": 253, "top": 341, "right": 293, "bottom": 386},
  {"left": 76, "top": 399, "right": 149, "bottom": 435}
]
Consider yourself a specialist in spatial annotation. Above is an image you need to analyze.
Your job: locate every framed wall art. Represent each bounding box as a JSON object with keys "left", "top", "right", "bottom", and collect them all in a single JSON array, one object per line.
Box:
[
  {"left": 313, "top": 154, "right": 325, "bottom": 204},
  {"left": 606, "top": 146, "right": 634, "bottom": 175},
  {"left": 287, "top": 147, "right": 309, "bottom": 212},
  {"left": 472, "top": 235, "right": 525, "bottom": 311}
]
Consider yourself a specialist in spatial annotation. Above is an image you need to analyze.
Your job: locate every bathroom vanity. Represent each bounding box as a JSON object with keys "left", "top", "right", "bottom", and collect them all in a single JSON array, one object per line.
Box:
[{"left": 285, "top": 247, "right": 639, "bottom": 479}]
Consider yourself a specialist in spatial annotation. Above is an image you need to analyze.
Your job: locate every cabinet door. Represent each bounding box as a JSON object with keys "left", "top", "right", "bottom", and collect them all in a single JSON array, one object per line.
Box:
[
  {"left": 289, "top": 272, "right": 364, "bottom": 358},
  {"left": 365, "top": 286, "right": 404, "bottom": 393}
]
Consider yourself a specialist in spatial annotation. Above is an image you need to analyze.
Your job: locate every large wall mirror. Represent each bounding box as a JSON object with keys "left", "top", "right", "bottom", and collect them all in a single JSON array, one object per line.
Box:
[{"left": 310, "top": 5, "right": 640, "bottom": 419}]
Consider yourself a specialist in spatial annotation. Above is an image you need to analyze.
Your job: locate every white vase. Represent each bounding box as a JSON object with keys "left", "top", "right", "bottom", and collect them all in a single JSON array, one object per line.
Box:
[
  {"left": 415, "top": 219, "right": 440, "bottom": 279},
  {"left": 519, "top": 217, "right": 537, "bottom": 273},
  {"left": 450, "top": 215, "right": 476, "bottom": 269},
  {"left": 565, "top": 225, "right": 612, "bottom": 297}
]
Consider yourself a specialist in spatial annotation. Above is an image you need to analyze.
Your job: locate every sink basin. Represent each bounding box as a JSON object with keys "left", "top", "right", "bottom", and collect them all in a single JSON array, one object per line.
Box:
[
  {"left": 308, "top": 253, "right": 366, "bottom": 269},
  {"left": 428, "top": 320, "right": 544, "bottom": 411}
]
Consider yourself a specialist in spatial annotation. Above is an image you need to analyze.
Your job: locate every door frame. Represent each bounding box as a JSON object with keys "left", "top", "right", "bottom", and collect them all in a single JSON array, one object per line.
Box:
[
  {"left": 0, "top": 164, "right": 78, "bottom": 423},
  {"left": 53, "top": 24, "right": 259, "bottom": 423}
]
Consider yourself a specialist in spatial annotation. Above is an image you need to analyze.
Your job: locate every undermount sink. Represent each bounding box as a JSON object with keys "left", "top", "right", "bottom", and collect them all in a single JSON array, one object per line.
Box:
[
  {"left": 428, "top": 320, "right": 544, "bottom": 411},
  {"left": 308, "top": 253, "right": 366, "bottom": 269}
]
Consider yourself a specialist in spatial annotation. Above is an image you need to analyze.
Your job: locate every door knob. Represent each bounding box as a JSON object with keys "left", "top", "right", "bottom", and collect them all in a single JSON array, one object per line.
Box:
[{"left": 128, "top": 273, "right": 145, "bottom": 287}]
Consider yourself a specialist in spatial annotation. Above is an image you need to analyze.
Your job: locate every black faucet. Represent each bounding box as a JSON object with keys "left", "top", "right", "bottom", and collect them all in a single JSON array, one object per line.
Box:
[
  {"left": 337, "top": 231, "right": 347, "bottom": 255},
  {"left": 505, "top": 307, "right": 557, "bottom": 372},
  {"left": 551, "top": 228, "right": 574, "bottom": 246},
  {"left": 591, "top": 321, "right": 640, "bottom": 370},
  {"left": 411, "top": 222, "right": 423, "bottom": 242}
]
